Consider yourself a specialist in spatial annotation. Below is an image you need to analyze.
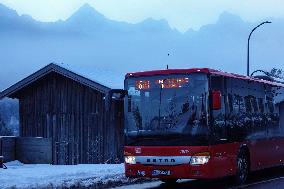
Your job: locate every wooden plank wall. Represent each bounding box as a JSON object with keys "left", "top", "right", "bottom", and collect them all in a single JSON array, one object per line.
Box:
[
  {"left": 16, "top": 137, "right": 52, "bottom": 164},
  {"left": 18, "top": 73, "right": 124, "bottom": 165}
]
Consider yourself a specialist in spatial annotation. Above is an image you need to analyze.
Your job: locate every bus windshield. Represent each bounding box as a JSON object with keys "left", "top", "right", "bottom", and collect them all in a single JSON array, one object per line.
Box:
[{"left": 124, "top": 73, "right": 209, "bottom": 146}]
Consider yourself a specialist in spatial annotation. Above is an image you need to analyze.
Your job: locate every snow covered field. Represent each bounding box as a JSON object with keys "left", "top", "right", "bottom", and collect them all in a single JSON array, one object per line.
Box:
[{"left": 0, "top": 161, "right": 142, "bottom": 189}]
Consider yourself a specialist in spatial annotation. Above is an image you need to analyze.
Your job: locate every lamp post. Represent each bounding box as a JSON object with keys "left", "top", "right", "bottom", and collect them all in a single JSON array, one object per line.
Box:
[{"left": 247, "top": 21, "right": 271, "bottom": 76}]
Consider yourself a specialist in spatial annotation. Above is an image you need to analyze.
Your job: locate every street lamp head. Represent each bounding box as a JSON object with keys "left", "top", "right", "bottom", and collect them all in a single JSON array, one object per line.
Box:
[{"left": 247, "top": 21, "right": 272, "bottom": 76}]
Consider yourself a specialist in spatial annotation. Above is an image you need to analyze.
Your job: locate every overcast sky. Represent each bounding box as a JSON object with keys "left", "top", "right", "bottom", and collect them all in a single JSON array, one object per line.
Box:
[{"left": 1, "top": 0, "right": 284, "bottom": 32}]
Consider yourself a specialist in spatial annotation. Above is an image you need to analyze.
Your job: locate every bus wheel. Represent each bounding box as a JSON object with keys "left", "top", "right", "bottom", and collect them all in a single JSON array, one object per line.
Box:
[
  {"left": 235, "top": 149, "right": 249, "bottom": 184},
  {"left": 160, "top": 179, "right": 177, "bottom": 185}
]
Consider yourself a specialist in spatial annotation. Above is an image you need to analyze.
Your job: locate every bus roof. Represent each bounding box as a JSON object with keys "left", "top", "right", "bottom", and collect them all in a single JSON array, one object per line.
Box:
[{"left": 125, "top": 68, "right": 284, "bottom": 88}]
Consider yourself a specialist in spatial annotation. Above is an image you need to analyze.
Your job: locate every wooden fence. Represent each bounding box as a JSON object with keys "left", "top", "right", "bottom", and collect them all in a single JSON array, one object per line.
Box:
[
  {"left": 16, "top": 137, "right": 52, "bottom": 164},
  {"left": 0, "top": 136, "right": 16, "bottom": 162},
  {"left": 0, "top": 137, "right": 52, "bottom": 164}
]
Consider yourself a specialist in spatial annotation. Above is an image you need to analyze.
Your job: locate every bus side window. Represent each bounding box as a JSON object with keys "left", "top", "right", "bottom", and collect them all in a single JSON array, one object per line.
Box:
[
  {"left": 210, "top": 76, "right": 226, "bottom": 143},
  {"left": 265, "top": 89, "right": 281, "bottom": 137},
  {"left": 228, "top": 94, "right": 233, "bottom": 113},
  {"left": 232, "top": 94, "right": 247, "bottom": 140},
  {"left": 251, "top": 97, "right": 258, "bottom": 113},
  {"left": 244, "top": 96, "right": 252, "bottom": 113},
  {"left": 258, "top": 98, "right": 264, "bottom": 113},
  {"left": 266, "top": 97, "right": 274, "bottom": 113},
  {"left": 280, "top": 102, "right": 284, "bottom": 135},
  {"left": 233, "top": 94, "right": 244, "bottom": 113}
]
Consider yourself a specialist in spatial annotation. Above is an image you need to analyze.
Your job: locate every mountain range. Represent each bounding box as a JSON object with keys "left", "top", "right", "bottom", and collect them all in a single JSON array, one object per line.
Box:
[{"left": 0, "top": 3, "right": 284, "bottom": 90}]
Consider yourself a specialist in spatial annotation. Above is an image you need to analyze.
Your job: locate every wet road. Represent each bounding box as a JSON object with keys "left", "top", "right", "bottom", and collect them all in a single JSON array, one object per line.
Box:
[{"left": 114, "top": 166, "right": 284, "bottom": 189}]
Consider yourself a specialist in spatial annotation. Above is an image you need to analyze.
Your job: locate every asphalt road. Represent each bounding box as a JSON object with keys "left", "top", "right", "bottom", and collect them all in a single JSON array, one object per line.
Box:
[{"left": 114, "top": 166, "right": 284, "bottom": 189}]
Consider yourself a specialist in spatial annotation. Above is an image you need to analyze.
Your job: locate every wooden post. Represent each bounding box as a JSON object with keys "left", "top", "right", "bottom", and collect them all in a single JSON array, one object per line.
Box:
[{"left": 0, "top": 156, "right": 4, "bottom": 168}]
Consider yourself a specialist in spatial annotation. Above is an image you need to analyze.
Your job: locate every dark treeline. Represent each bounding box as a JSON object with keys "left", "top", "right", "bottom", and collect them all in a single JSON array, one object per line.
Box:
[{"left": 0, "top": 98, "right": 19, "bottom": 136}]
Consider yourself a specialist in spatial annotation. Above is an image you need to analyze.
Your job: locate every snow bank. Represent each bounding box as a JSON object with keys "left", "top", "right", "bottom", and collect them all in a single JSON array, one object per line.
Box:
[{"left": 0, "top": 161, "right": 140, "bottom": 189}]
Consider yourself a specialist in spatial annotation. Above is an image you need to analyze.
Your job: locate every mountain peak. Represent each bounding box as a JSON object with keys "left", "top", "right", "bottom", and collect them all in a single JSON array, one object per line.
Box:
[
  {"left": 78, "top": 3, "right": 98, "bottom": 13},
  {"left": 80, "top": 3, "right": 93, "bottom": 9},
  {"left": 68, "top": 3, "right": 105, "bottom": 21}
]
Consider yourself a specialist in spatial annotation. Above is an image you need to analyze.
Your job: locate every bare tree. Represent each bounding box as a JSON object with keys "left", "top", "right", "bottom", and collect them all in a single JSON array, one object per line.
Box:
[
  {"left": 0, "top": 115, "right": 13, "bottom": 136},
  {"left": 269, "top": 68, "right": 284, "bottom": 79}
]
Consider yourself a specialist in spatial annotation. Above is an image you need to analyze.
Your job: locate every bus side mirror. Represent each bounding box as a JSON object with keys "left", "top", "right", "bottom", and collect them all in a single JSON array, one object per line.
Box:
[
  {"left": 112, "top": 89, "right": 128, "bottom": 99},
  {"left": 211, "top": 90, "right": 222, "bottom": 110},
  {"left": 105, "top": 89, "right": 128, "bottom": 112}
]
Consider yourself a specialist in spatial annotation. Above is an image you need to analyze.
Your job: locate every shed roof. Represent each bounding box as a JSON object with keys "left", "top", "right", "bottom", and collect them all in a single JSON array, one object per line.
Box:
[{"left": 0, "top": 63, "right": 111, "bottom": 99}]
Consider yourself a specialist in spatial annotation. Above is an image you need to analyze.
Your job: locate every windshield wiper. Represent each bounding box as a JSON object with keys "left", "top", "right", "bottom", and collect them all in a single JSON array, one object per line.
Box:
[
  {"left": 126, "top": 133, "right": 190, "bottom": 145},
  {"left": 127, "top": 136, "right": 158, "bottom": 145}
]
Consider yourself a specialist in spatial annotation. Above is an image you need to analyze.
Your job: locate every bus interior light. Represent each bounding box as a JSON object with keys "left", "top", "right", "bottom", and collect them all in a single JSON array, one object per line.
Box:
[{"left": 125, "top": 156, "right": 136, "bottom": 164}]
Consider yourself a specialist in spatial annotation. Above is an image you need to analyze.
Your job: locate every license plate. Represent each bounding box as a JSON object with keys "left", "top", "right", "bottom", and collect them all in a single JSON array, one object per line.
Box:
[{"left": 152, "top": 170, "right": 171, "bottom": 176}]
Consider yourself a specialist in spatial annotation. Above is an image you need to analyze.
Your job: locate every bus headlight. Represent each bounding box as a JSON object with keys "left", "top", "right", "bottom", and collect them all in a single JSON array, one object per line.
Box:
[
  {"left": 125, "top": 156, "right": 136, "bottom": 164},
  {"left": 190, "top": 152, "right": 210, "bottom": 165}
]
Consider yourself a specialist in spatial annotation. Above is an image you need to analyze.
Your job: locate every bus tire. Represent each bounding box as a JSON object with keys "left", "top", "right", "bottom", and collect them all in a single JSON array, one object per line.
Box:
[
  {"left": 235, "top": 149, "right": 249, "bottom": 184},
  {"left": 160, "top": 179, "right": 177, "bottom": 185}
]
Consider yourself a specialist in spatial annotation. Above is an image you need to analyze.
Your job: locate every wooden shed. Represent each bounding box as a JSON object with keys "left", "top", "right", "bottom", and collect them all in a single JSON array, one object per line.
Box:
[{"left": 0, "top": 63, "right": 124, "bottom": 165}]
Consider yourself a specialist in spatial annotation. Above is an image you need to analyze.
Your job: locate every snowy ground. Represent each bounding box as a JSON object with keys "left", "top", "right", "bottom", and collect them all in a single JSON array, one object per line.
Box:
[{"left": 0, "top": 161, "right": 147, "bottom": 189}]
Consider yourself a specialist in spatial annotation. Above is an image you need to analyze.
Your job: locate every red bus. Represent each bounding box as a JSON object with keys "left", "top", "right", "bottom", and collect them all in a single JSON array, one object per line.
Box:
[{"left": 119, "top": 68, "right": 284, "bottom": 184}]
